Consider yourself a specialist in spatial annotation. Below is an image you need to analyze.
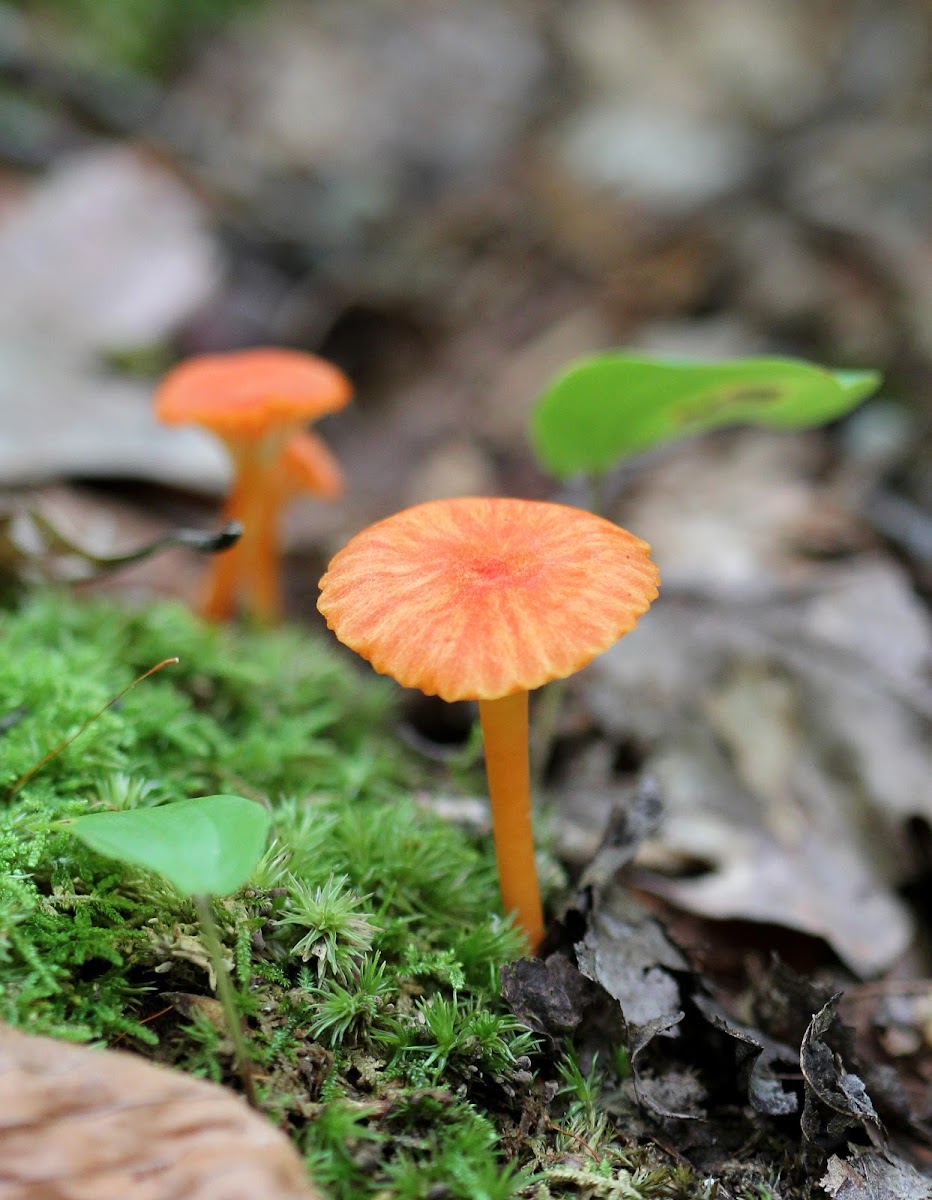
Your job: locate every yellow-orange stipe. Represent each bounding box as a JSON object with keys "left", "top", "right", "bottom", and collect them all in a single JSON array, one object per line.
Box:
[
  {"left": 318, "top": 497, "right": 660, "bottom": 953},
  {"left": 478, "top": 692, "right": 543, "bottom": 951},
  {"left": 155, "top": 348, "right": 351, "bottom": 622}
]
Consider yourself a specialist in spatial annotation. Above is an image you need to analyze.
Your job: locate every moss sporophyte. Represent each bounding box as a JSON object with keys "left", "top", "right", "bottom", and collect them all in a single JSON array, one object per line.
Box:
[
  {"left": 317, "top": 496, "right": 660, "bottom": 952},
  {"left": 155, "top": 347, "right": 351, "bottom": 624}
]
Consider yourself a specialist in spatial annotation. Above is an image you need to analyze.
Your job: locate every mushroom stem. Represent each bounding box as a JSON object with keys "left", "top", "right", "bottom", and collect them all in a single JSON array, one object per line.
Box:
[
  {"left": 200, "top": 453, "right": 257, "bottom": 622},
  {"left": 248, "top": 474, "right": 285, "bottom": 623},
  {"left": 478, "top": 690, "right": 544, "bottom": 953},
  {"left": 200, "top": 442, "right": 285, "bottom": 624}
]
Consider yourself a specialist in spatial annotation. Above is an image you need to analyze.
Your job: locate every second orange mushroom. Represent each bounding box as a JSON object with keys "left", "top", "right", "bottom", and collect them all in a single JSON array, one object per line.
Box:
[{"left": 155, "top": 348, "right": 351, "bottom": 623}]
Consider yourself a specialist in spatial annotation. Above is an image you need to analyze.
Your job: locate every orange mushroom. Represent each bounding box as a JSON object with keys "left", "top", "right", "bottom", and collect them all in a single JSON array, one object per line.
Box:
[
  {"left": 155, "top": 348, "right": 351, "bottom": 623},
  {"left": 317, "top": 497, "right": 660, "bottom": 952}
]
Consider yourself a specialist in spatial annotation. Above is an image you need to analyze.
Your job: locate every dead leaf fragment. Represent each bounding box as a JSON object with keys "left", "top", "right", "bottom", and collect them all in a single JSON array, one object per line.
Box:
[
  {"left": 574, "top": 886, "right": 698, "bottom": 1119},
  {"left": 691, "top": 991, "right": 798, "bottom": 1117},
  {"left": 0, "top": 1023, "right": 321, "bottom": 1200},
  {"left": 623, "top": 1012, "right": 698, "bottom": 1121},
  {"left": 620, "top": 432, "right": 832, "bottom": 595},
  {"left": 577, "top": 777, "right": 663, "bottom": 891},
  {"left": 820, "top": 1148, "right": 932, "bottom": 1199},
  {"left": 801, "top": 996, "right": 885, "bottom": 1150},
  {"left": 501, "top": 953, "right": 596, "bottom": 1039},
  {"left": 0, "top": 344, "right": 229, "bottom": 490},
  {"left": 575, "top": 887, "right": 689, "bottom": 1031}
]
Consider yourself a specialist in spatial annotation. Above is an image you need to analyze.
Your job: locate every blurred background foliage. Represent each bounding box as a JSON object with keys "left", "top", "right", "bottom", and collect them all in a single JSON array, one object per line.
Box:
[{"left": 7, "top": 0, "right": 260, "bottom": 76}]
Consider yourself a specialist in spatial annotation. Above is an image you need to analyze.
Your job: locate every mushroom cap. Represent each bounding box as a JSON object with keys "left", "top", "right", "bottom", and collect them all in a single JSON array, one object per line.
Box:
[
  {"left": 280, "top": 431, "right": 345, "bottom": 499},
  {"left": 318, "top": 497, "right": 660, "bottom": 702},
  {"left": 155, "top": 348, "right": 352, "bottom": 439}
]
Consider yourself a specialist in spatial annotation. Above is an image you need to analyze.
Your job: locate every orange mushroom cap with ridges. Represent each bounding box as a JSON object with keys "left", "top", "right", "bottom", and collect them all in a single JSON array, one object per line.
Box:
[
  {"left": 155, "top": 348, "right": 352, "bottom": 439},
  {"left": 317, "top": 497, "right": 660, "bottom": 703}
]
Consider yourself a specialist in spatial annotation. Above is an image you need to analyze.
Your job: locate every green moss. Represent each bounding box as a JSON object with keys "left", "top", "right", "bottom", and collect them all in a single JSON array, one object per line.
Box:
[
  {"left": 0, "top": 589, "right": 717, "bottom": 1197},
  {"left": 10, "top": 0, "right": 262, "bottom": 78}
]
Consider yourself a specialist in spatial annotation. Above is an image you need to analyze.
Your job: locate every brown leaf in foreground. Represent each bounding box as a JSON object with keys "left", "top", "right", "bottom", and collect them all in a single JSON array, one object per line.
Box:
[{"left": 0, "top": 1024, "right": 321, "bottom": 1200}]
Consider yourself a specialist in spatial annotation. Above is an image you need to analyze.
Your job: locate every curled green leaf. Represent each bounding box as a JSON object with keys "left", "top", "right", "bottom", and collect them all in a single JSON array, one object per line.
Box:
[{"left": 530, "top": 354, "right": 882, "bottom": 479}]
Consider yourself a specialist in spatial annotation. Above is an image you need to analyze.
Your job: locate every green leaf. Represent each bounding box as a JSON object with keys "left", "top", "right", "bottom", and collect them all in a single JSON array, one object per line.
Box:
[
  {"left": 530, "top": 354, "right": 882, "bottom": 479},
  {"left": 60, "top": 795, "right": 271, "bottom": 896},
  {"left": 832, "top": 369, "right": 884, "bottom": 405}
]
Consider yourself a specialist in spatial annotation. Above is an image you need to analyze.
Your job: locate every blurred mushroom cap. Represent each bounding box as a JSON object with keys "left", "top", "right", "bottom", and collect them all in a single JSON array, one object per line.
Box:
[{"left": 155, "top": 348, "right": 352, "bottom": 439}]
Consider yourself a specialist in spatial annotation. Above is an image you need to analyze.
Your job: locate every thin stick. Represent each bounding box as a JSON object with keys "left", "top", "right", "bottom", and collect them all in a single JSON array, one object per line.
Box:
[
  {"left": 548, "top": 1122, "right": 602, "bottom": 1163},
  {"left": 6, "top": 658, "right": 179, "bottom": 798},
  {"left": 194, "top": 894, "right": 259, "bottom": 1110},
  {"left": 27, "top": 510, "right": 242, "bottom": 574}
]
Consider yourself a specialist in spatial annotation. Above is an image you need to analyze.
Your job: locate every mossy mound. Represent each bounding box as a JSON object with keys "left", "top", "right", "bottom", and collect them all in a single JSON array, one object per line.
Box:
[{"left": 0, "top": 590, "right": 719, "bottom": 1198}]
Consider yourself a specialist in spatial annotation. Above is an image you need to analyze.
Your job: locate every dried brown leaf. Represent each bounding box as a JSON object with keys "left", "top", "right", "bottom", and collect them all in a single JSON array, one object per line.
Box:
[
  {"left": 801, "top": 996, "right": 885, "bottom": 1150},
  {"left": 583, "top": 551, "right": 931, "bottom": 975},
  {"left": 0, "top": 1023, "right": 321, "bottom": 1200},
  {"left": 820, "top": 1148, "right": 932, "bottom": 1199},
  {"left": 501, "top": 953, "right": 597, "bottom": 1039},
  {"left": 691, "top": 991, "right": 798, "bottom": 1117},
  {"left": 0, "top": 348, "right": 228, "bottom": 490}
]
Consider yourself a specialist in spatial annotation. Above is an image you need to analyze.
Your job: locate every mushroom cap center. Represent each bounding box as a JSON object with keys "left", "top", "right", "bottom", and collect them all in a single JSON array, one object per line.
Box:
[{"left": 459, "top": 549, "right": 537, "bottom": 587}]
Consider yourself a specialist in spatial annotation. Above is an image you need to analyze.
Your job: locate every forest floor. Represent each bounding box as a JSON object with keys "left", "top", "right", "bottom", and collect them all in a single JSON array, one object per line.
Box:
[{"left": 0, "top": 3, "right": 929, "bottom": 1197}]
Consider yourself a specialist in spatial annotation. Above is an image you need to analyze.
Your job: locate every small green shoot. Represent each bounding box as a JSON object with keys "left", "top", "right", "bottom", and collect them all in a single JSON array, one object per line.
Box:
[
  {"left": 61, "top": 794, "right": 271, "bottom": 1106},
  {"left": 279, "top": 873, "right": 379, "bottom": 975},
  {"left": 530, "top": 353, "right": 882, "bottom": 479},
  {"left": 308, "top": 953, "right": 393, "bottom": 1045}
]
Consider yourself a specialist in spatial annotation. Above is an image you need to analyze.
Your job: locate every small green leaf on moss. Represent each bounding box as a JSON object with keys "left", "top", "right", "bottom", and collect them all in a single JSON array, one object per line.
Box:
[{"left": 60, "top": 794, "right": 270, "bottom": 896}]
